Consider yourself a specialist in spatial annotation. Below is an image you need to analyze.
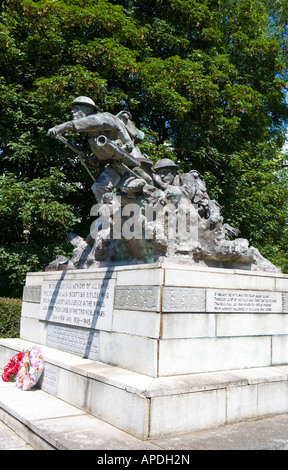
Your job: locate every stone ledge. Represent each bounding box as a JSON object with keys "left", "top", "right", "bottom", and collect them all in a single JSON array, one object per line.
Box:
[
  {"left": 0, "top": 338, "right": 154, "bottom": 395},
  {"left": 1, "top": 338, "right": 288, "bottom": 397}
]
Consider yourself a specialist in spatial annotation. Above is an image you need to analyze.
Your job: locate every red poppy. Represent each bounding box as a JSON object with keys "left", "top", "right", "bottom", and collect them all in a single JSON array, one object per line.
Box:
[{"left": 2, "top": 352, "right": 24, "bottom": 383}]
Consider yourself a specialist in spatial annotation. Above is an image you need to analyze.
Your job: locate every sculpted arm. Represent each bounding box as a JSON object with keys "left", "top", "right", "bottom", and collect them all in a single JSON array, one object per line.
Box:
[
  {"left": 48, "top": 115, "right": 113, "bottom": 137},
  {"left": 47, "top": 120, "right": 75, "bottom": 136}
]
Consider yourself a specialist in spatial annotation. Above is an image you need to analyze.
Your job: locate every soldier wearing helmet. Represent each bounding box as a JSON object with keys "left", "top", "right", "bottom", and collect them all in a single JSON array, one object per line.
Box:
[
  {"left": 48, "top": 96, "right": 144, "bottom": 161},
  {"left": 48, "top": 96, "right": 147, "bottom": 202},
  {"left": 153, "top": 158, "right": 222, "bottom": 220},
  {"left": 153, "top": 158, "right": 179, "bottom": 189}
]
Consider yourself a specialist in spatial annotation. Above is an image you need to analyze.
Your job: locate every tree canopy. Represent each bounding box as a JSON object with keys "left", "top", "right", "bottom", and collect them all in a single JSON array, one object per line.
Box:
[{"left": 1, "top": 0, "right": 288, "bottom": 296}]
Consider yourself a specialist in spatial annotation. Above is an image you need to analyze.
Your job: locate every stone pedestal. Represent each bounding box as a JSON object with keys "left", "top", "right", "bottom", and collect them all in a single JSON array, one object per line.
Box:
[
  {"left": 19, "top": 263, "right": 288, "bottom": 377},
  {"left": 1, "top": 263, "right": 288, "bottom": 438}
]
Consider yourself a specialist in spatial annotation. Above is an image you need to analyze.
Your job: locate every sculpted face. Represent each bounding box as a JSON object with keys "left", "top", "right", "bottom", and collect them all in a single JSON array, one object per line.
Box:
[
  {"left": 157, "top": 167, "right": 177, "bottom": 185},
  {"left": 71, "top": 104, "right": 94, "bottom": 120}
]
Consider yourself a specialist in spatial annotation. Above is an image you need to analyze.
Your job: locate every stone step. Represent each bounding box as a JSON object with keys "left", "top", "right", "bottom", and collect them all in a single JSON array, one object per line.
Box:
[
  {"left": 0, "top": 377, "right": 161, "bottom": 450},
  {"left": 2, "top": 337, "right": 288, "bottom": 441},
  {"left": 0, "top": 420, "right": 35, "bottom": 450},
  {"left": 1, "top": 378, "right": 288, "bottom": 450}
]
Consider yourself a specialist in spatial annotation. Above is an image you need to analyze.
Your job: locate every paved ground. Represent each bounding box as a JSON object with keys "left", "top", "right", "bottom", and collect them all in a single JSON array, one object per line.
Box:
[{"left": 0, "top": 420, "right": 35, "bottom": 450}]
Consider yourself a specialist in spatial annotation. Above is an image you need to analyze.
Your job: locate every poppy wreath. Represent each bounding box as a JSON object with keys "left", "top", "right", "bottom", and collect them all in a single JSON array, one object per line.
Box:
[
  {"left": 2, "top": 352, "right": 24, "bottom": 383},
  {"left": 15, "top": 346, "right": 44, "bottom": 391}
]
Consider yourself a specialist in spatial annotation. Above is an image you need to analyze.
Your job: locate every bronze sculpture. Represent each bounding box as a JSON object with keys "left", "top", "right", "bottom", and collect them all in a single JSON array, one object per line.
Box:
[{"left": 47, "top": 97, "right": 280, "bottom": 273}]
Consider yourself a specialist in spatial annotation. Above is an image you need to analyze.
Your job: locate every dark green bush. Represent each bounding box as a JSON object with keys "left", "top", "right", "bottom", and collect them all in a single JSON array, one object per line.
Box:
[{"left": 0, "top": 298, "right": 22, "bottom": 338}]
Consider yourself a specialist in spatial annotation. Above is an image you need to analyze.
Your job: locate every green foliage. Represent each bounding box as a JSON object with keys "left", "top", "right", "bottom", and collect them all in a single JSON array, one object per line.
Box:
[
  {"left": 0, "top": 169, "right": 78, "bottom": 296},
  {"left": 0, "top": 298, "right": 22, "bottom": 338},
  {"left": 0, "top": 0, "right": 288, "bottom": 297}
]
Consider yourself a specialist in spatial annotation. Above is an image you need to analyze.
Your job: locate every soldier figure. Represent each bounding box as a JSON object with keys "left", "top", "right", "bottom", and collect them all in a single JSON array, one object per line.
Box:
[
  {"left": 153, "top": 158, "right": 221, "bottom": 219},
  {"left": 48, "top": 96, "right": 149, "bottom": 202},
  {"left": 153, "top": 158, "right": 179, "bottom": 189}
]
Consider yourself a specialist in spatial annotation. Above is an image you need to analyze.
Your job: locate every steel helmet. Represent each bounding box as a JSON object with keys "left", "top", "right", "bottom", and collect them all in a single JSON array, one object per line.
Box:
[
  {"left": 69, "top": 96, "right": 98, "bottom": 111},
  {"left": 154, "top": 158, "right": 178, "bottom": 171}
]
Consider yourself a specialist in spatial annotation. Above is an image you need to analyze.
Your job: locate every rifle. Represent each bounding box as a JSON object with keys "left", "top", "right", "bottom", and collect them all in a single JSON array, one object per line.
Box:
[
  {"left": 56, "top": 134, "right": 97, "bottom": 182},
  {"left": 96, "top": 135, "right": 154, "bottom": 184},
  {"left": 56, "top": 134, "right": 155, "bottom": 185}
]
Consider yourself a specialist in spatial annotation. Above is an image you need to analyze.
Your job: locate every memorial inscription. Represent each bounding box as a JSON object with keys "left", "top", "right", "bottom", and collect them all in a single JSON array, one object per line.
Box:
[
  {"left": 38, "top": 362, "right": 59, "bottom": 395},
  {"left": 46, "top": 323, "right": 100, "bottom": 359},
  {"left": 41, "top": 279, "right": 115, "bottom": 329},
  {"left": 207, "top": 289, "right": 282, "bottom": 313}
]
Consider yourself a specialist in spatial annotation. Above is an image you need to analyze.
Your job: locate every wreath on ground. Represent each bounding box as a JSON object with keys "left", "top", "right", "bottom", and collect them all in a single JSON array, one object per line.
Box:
[
  {"left": 1, "top": 352, "right": 24, "bottom": 383},
  {"left": 2, "top": 346, "right": 44, "bottom": 391}
]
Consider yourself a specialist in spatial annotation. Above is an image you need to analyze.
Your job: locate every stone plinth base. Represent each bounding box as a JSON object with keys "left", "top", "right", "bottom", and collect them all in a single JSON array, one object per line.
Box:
[
  {"left": 19, "top": 263, "right": 288, "bottom": 377},
  {"left": 2, "top": 263, "right": 288, "bottom": 438}
]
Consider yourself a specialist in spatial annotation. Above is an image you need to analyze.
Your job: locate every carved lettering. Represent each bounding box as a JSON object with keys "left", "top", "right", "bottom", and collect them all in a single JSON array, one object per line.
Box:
[
  {"left": 46, "top": 323, "right": 100, "bottom": 359},
  {"left": 41, "top": 279, "right": 115, "bottom": 328},
  {"left": 207, "top": 290, "right": 282, "bottom": 313}
]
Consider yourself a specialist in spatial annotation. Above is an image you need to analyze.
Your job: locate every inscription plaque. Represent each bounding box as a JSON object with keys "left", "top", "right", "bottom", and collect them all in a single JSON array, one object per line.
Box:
[
  {"left": 38, "top": 363, "right": 59, "bottom": 395},
  {"left": 46, "top": 323, "right": 100, "bottom": 359},
  {"left": 41, "top": 279, "right": 115, "bottom": 330},
  {"left": 207, "top": 289, "right": 282, "bottom": 313}
]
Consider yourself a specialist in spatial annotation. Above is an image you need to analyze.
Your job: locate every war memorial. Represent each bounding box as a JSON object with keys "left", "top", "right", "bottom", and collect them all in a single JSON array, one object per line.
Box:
[{"left": 2, "top": 96, "right": 288, "bottom": 444}]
